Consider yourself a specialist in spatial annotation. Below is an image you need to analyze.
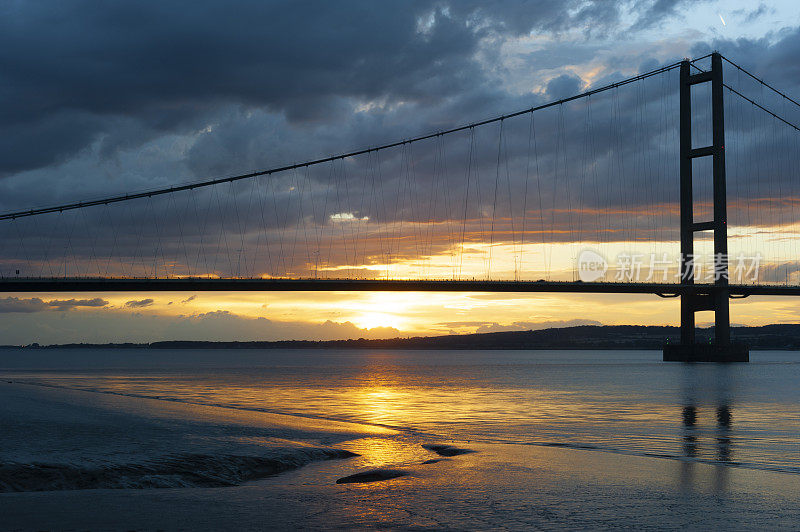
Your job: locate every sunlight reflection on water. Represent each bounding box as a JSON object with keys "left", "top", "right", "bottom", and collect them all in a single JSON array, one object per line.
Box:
[{"left": 2, "top": 348, "right": 799, "bottom": 473}]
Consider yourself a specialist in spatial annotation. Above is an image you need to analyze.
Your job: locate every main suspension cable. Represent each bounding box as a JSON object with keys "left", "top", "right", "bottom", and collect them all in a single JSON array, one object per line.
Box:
[
  {"left": 0, "top": 59, "right": 689, "bottom": 221},
  {"left": 721, "top": 54, "right": 800, "bottom": 110}
]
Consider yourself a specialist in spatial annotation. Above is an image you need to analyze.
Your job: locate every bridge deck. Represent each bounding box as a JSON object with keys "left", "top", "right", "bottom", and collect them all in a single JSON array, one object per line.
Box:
[{"left": 0, "top": 278, "right": 796, "bottom": 296}]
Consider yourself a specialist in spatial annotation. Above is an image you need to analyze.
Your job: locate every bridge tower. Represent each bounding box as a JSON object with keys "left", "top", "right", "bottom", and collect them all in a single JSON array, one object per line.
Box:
[{"left": 663, "top": 52, "right": 748, "bottom": 362}]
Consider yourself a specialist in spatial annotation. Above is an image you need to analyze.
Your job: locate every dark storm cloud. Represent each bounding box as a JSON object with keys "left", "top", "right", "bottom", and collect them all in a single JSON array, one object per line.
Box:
[
  {"left": 0, "top": 1, "right": 467, "bottom": 175},
  {"left": 0, "top": 0, "right": 683, "bottom": 179},
  {"left": 2, "top": 1, "right": 800, "bottom": 280},
  {"left": 0, "top": 1, "right": 534, "bottom": 176}
]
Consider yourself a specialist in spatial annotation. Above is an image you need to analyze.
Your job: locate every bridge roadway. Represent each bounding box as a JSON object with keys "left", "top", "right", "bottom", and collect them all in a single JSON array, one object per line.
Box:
[{"left": 0, "top": 278, "right": 797, "bottom": 297}]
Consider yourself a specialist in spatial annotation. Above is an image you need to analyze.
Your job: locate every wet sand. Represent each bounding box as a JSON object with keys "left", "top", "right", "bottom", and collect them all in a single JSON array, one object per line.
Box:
[
  {"left": 2, "top": 383, "right": 800, "bottom": 529},
  {"left": 3, "top": 439, "right": 800, "bottom": 529}
]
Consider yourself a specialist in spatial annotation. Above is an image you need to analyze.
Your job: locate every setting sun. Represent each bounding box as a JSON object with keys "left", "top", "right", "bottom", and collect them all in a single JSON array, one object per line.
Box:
[{"left": 352, "top": 311, "right": 404, "bottom": 331}]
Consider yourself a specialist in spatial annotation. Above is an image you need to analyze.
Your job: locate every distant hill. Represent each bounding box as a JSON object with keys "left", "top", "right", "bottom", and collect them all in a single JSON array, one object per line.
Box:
[{"left": 19, "top": 324, "right": 800, "bottom": 350}]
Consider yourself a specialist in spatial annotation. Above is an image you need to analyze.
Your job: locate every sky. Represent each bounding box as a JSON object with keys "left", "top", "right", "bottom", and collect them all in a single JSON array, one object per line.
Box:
[{"left": 1, "top": 0, "right": 800, "bottom": 344}]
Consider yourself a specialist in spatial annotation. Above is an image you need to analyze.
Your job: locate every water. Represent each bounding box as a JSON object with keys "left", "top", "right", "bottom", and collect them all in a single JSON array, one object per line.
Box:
[{"left": 2, "top": 348, "right": 799, "bottom": 476}]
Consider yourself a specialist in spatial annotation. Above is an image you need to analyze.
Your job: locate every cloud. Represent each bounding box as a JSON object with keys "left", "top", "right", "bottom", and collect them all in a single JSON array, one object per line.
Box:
[
  {"left": 437, "top": 320, "right": 498, "bottom": 328},
  {"left": 0, "top": 297, "right": 48, "bottom": 313},
  {"left": 475, "top": 319, "right": 603, "bottom": 333},
  {"left": 0, "top": 297, "right": 109, "bottom": 312},
  {"left": 172, "top": 310, "right": 401, "bottom": 341},
  {"left": 47, "top": 298, "right": 109, "bottom": 311},
  {"left": 125, "top": 298, "right": 155, "bottom": 308},
  {"left": 732, "top": 3, "right": 772, "bottom": 24},
  {"left": 546, "top": 74, "right": 584, "bottom": 99},
  {"left": 0, "top": 0, "right": 701, "bottom": 184},
  {"left": 0, "top": 302, "right": 406, "bottom": 344},
  {"left": 436, "top": 318, "right": 604, "bottom": 333},
  {"left": 754, "top": 261, "right": 800, "bottom": 284},
  {"left": 181, "top": 295, "right": 197, "bottom": 304},
  {"left": 0, "top": 1, "right": 503, "bottom": 176},
  {"left": 630, "top": 0, "right": 699, "bottom": 31},
  {"left": 1, "top": 1, "right": 799, "bottom": 286}
]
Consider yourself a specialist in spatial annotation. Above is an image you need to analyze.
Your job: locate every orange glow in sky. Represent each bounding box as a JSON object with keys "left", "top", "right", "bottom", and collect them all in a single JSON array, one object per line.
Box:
[{"left": 1, "top": 287, "right": 797, "bottom": 345}]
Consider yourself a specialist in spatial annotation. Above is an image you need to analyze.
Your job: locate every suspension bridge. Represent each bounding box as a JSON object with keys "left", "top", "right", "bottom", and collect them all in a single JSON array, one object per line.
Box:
[{"left": 2, "top": 52, "right": 800, "bottom": 362}]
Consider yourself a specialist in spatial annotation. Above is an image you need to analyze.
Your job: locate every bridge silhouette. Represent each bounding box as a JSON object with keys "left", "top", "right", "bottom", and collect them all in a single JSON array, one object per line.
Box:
[{"left": 3, "top": 52, "right": 800, "bottom": 362}]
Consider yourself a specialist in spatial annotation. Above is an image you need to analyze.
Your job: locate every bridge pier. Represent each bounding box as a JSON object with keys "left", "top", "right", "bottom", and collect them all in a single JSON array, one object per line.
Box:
[
  {"left": 663, "top": 341, "right": 749, "bottom": 362},
  {"left": 664, "top": 52, "right": 749, "bottom": 363},
  {"left": 664, "top": 287, "right": 748, "bottom": 362}
]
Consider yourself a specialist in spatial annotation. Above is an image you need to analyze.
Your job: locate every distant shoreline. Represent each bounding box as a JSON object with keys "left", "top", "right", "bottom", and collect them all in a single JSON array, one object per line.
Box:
[{"left": 5, "top": 324, "right": 800, "bottom": 351}]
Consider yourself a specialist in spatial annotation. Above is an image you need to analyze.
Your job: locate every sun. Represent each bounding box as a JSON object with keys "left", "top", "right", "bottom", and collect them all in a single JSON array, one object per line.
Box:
[{"left": 353, "top": 312, "right": 403, "bottom": 330}]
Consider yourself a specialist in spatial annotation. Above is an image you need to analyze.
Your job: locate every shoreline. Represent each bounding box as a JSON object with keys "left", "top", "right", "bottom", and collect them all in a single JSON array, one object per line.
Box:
[
  {"left": 5, "top": 378, "right": 800, "bottom": 477},
  {"left": 0, "top": 380, "right": 395, "bottom": 493},
  {"left": 4, "top": 435, "right": 800, "bottom": 529},
  {"left": 5, "top": 323, "right": 800, "bottom": 351},
  {"left": 4, "top": 352, "right": 800, "bottom": 528}
]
